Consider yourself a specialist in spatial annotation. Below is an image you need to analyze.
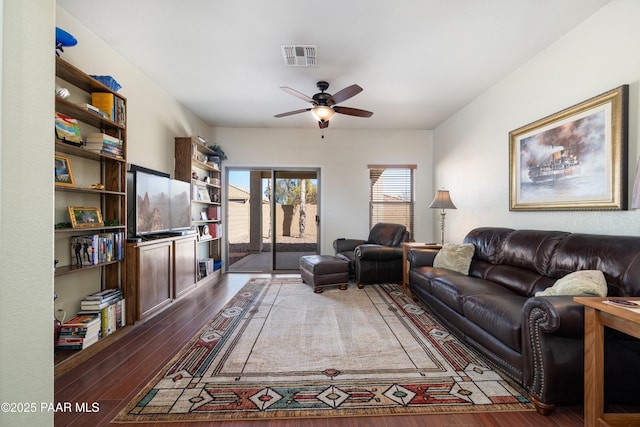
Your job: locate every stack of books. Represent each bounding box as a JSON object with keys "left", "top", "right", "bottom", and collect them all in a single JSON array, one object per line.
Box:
[
  {"left": 79, "top": 289, "right": 126, "bottom": 338},
  {"left": 56, "top": 315, "right": 101, "bottom": 351},
  {"left": 85, "top": 132, "right": 124, "bottom": 158}
]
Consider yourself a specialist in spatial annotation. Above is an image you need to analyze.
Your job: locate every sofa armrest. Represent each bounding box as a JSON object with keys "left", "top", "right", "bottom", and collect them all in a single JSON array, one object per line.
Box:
[
  {"left": 355, "top": 244, "right": 403, "bottom": 261},
  {"left": 522, "top": 296, "right": 585, "bottom": 406},
  {"left": 407, "top": 248, "right": 439, "bottom": 268},
  {"left": 523, "top": 296, "right": 584, "bottom": 337},
  {"left": 333, "top": 238, "right": 366, "bottom": 254}
]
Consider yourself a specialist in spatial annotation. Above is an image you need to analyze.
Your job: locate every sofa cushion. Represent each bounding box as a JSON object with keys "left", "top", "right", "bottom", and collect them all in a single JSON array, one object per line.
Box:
[
  {"left": 463, "top": 294, "right": 527, "bottom": 352},
  {"left": 550, "top": 233, "right": 640, "bottom": 297},
  {"left": 484, "top": 264, "right": 555, "bottom": 297},
  {"left": 430, "top": 274, "right": 516, "bottom": 314},
  {"left": 501, "top": 230, "right": 570, "bottom": 276},
  {"left": 433, "top": 243, "right": 475, "bottom": 275},
  {"left": 535, "top": 270, "right": 607, "bottom": 297},
  {"left": 463, "top": 227, "right": 514, "bottom": 264}
]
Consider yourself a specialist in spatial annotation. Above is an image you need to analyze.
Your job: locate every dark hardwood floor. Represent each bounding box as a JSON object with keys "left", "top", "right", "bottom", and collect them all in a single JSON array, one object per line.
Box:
[{"left": 54, "top": 273, "right": 586, "bottom": 427}]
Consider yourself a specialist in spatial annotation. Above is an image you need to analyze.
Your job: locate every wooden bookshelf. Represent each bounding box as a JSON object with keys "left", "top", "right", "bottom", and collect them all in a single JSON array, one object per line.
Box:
[
  {"left": 175, "top": 136, "right": 223, "bottom": 283},
  {"left": 54, "top": 56, "right": 129, "bottom": 367}
]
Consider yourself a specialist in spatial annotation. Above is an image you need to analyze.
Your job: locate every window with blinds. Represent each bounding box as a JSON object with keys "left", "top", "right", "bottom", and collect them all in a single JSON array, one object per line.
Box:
[{"left": 368, "top": 165, "right": 415, "bottom": 238}]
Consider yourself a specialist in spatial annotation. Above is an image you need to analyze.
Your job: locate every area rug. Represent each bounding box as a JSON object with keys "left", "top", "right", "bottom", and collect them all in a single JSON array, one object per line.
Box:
[{"left": 113, "top": 277, "right": 533, "bottom": 422}]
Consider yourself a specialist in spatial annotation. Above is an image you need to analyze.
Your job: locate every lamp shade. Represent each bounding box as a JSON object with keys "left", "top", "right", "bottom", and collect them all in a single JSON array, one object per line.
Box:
[
  {"left": 311, "top": 105, "right": 335, "bottom": 121},
  {"left": 429, "top": 190, "right": 456, "bottom": 210}
]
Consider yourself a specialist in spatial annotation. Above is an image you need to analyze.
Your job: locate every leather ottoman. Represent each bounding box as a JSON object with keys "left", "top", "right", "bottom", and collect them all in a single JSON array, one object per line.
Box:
[{"left": 300, "top": 255, "right": 350, "bottom": 293}]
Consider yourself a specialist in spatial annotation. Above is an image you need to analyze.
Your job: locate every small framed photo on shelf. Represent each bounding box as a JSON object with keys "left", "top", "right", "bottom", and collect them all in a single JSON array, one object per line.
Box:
[
  {"left": 197, "top": 186, "right": 211, "bottom": 202},
  {"left": 200, "top": 211, "right": 208, "bottom": 221},
  {"left": 68, "top": 206, "right": 104, "bottom": 228},
  {"left": 54, "top": 154, "right": 75, "bottom": 187}
]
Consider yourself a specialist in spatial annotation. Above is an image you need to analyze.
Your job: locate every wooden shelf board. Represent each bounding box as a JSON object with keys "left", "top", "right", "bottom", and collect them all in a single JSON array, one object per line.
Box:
[
  {"left": 55, "top": 140, "right": 125, "bottom": 163},
  {"left": 55, "top": 225, "right": 125, "bottom": 234},
  {"left": 55, "top": 259, "right": 122, "bottom": 277}
]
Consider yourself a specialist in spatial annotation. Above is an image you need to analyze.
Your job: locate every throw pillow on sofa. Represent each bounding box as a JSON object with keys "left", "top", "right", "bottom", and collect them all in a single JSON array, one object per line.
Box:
[
  {"left": 535, "top": 270, "right": 607, "bottom": 297},
  {"left": 433, "top": 243, "right": 475, "bottom": 275}
]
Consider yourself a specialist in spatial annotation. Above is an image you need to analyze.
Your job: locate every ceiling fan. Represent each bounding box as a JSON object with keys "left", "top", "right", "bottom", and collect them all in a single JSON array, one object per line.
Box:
[{"left": 274, "top": 81, "right": 373, "bottom": 128}]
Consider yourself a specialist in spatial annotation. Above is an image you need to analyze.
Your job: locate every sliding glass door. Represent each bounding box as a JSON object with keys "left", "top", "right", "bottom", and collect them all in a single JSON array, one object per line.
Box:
[
  {"left": 272, "top": 170, "right": 319, "bottom": 270},
  {"left": 226, "top": 168, "right": 319, "bottom": 272}
]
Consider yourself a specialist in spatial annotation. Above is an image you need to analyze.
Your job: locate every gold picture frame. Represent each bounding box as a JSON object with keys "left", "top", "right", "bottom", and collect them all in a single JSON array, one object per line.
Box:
[
  {"left": 54, "top": 154, "right": 75, "bottom": 187},
  {"left": 68, "top": 206, "right": 104, "bottom": 228},
  {"left": 509, "top": 85, "right": 628, "bottom": 211}
]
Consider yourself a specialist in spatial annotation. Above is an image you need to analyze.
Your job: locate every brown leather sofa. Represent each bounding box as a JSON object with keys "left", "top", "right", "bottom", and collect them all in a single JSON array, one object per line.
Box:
[
  {"left": 334, "top": 222, "right": 410, "bottom": 287},
  {"left": 408, "top": 227, "right": 640, "bottom": 415}
]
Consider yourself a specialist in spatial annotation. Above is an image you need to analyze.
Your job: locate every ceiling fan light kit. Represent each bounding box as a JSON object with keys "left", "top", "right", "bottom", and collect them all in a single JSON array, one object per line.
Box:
[
  {"left": 275, "top": 80, "right": 373, "bottom": 128},
  {"left": 311, "top": 105, "right": 334, "bottom": 121}
]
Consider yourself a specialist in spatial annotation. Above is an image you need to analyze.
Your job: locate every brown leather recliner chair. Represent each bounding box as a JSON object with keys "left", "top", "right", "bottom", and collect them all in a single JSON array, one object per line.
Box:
[{"left": 333, "top": 223, "right": 410, "bottom": 287}]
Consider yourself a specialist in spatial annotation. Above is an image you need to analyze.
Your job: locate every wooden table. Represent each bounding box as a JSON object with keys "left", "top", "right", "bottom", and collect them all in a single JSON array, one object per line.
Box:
[
  {"left": 573, "top": 297, "right": 640, "bottom": 427},
  {"left": 401, "top": 242, "right": 441, "bottom": 294}
]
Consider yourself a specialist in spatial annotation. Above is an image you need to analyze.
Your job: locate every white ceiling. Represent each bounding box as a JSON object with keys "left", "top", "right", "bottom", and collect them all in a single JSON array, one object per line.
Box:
[{"left": 57, "top": 0, "right": 610, "bottom": 130}]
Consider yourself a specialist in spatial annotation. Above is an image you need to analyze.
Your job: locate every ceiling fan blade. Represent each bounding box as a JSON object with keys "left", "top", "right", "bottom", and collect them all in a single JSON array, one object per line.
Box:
[
  {"left": 318, "top": 120, "right": 329, "bottom": 129},
  {"left": 333, "top": 106, "right": 373, "bottom": 117},
  {"left": 280, "top": 86, "right": 315, "bottom": 104},
  {"left": 274, "top": 108, "right": 311, "bottom": 118},
  {"left": 327, "top": 84, "right": 363, "bottom": 105}
]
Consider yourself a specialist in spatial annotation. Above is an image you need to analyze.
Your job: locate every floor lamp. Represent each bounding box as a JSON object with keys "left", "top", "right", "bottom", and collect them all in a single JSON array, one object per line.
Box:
[{"left": 429, "top": 190, "right": 456, "bottom": 245}]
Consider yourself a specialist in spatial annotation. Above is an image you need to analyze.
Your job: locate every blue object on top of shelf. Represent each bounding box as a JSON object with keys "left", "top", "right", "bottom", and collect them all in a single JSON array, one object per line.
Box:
[
  {"left": 55, "top": 27, "right": 77, "bottom": 56},
  {"left": 89, "top": 75, "right": 122, "bottom": 92}
]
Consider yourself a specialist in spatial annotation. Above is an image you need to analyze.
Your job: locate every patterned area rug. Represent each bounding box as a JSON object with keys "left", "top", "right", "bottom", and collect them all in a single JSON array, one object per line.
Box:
[{"left": 113, "top": 277, "right": 533, "bottom": 422}]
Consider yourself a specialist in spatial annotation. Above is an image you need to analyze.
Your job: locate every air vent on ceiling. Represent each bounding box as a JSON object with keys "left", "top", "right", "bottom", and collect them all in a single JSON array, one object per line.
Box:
[{"left": 281, "top": 45, "right": 317, "bottom": 67}]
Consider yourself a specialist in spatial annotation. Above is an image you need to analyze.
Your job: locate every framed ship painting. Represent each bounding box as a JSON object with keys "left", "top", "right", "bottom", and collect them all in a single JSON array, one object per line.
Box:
[{"left": 509, "top": 85, "right": 628, "bottom": 211}]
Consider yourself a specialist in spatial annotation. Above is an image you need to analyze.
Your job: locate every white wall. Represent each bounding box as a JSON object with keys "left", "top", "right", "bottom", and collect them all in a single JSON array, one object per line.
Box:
[
  {"left": 0, "top": 1, "right": 55, "bottom": 425},
  {"left": 433, "top": 0, "right": 640, "bottom": 243},
  {"left": 212, "top": 128, "right": 435, "bottom": 254}
]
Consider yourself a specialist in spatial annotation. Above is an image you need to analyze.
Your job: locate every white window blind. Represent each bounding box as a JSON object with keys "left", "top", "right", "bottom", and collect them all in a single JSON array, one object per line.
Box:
[{"left": 368, "top": 165, "right": 415, "bottom": 238}]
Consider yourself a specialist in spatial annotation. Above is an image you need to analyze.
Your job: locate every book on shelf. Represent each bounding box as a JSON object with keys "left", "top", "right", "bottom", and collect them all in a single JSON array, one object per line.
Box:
[
  {"left": 100, "top": 298, "right": 126, "bottom": 337},
  {"left": 84, "top": 132, "right": 124, "bottom": 157},
  {"left": 75, "top": 103, "right": 101, "bottom": 114},
  {"left": 56, "top": 333, "right": 99, "bottom": 351},
  {"left": 86, "top": 132, "right": 121, "bottom": 145},
  {"left": 207, "top": 205, "right": 220, "bottom": 221},
  {"left": 91, "top": 92, "right": 125, "bottom": 126},
  {"left": 77, "top": 294, "right": 126, "bottom": 338},
  {"left": 207, "top": 223, "right": 222, "bottom": 238},
  {"left": 198, "top": 259, "right": 213, "bottom": 278},
  {"left": 83, "top": 288, "right": 122, "bottom": 301},
  {"left": 70, "top": 232, "right": 125, "bottom": 267},
  {"left": 55, "top": 112, "right": 82, "bottom": 145},
  {"left": 80, "top": 296, "right": 120, "bottom": 311},
  {"left": 56, "top": 315, "right": 101, "bottom": 351}
]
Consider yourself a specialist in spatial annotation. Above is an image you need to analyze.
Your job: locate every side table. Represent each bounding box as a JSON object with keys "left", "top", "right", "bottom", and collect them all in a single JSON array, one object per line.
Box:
[
  {"left": 401, "top": 242, "right": 441, "bottom": 294},
  {"left": 573, "top": 296, "right": 640, "bottom": 427}
]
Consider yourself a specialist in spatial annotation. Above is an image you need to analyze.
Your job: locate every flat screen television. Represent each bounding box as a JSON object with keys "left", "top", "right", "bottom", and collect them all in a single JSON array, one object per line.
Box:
[{"left": 127, "top": 165, "right": 192, "bottom": 237}]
